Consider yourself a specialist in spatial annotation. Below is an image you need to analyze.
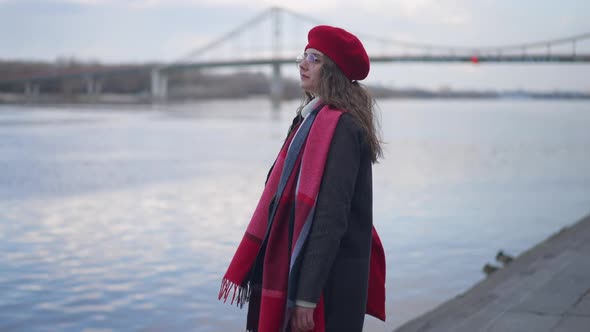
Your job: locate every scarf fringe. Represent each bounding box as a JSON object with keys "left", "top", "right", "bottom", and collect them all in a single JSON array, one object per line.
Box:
[{"left": 218, "top": 278, "right": 251, "bottom": 308}]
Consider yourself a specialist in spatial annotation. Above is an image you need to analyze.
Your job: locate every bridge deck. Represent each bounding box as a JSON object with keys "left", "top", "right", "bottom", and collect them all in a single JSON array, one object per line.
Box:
[{"left": 2, "top": 54, "right": 589, "bottom": 84}]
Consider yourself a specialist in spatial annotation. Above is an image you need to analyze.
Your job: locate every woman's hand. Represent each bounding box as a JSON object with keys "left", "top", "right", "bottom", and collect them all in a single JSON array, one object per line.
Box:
[{"left": 291, "top": 306, "right": 315, "bottom": 332}]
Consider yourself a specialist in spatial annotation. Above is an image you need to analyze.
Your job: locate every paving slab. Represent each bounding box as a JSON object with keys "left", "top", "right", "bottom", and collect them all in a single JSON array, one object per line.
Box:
[{"left": 394, "top": 214, "right": 590, "bottom": 332}]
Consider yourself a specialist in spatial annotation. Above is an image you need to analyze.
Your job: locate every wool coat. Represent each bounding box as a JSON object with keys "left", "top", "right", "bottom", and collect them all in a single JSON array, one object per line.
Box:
[{"left": 288, "top": 111, "right": 374, "bottom": 331}]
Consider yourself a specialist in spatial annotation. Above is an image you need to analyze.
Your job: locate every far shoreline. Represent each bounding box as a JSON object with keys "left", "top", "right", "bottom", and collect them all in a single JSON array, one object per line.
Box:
[{"left": 1, "top": 90, "right": 590, "bottom": 107}]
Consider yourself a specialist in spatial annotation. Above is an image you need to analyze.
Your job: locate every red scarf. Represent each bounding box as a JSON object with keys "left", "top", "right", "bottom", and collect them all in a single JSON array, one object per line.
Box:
[{"left": 219, "top": 106, "right": 386, "bottom": 331}]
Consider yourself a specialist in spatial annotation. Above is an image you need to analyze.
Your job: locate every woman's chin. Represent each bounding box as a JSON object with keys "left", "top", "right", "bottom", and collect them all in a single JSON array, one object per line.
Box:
[{"left": 299, "top": 83, "right": 314, "bottom": 94}]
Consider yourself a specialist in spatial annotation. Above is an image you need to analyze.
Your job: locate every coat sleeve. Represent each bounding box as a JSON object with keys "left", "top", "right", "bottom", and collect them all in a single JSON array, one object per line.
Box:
[{"left": 295, "top": 114, "right": 362, "bottom": 304}]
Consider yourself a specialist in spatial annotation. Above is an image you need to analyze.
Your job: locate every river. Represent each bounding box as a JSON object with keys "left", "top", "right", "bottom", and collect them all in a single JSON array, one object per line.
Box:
[{"left": 1, "top": 99, "right": 589, "bottom": 331}]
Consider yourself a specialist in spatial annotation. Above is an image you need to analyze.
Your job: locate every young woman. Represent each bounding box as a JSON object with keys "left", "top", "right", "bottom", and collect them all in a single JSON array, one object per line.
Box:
[{"left": 220, "top": 25, "right": 386, "bottom": 332}]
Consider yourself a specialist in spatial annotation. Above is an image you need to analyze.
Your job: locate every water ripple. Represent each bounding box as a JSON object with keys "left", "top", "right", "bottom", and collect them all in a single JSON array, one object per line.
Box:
[{"left": 1, "top": 100, "right": 589, "bottom": 331}]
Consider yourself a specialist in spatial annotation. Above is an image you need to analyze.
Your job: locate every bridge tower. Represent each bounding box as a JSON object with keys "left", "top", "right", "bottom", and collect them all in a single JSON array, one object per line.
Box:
[
  {"left": 270, "top": 6, "right": 283, "bottom": 108},
  {"left": 24, "top": 81, "right": 40, "bottom": 103},
  {"left": 151, "top": 68, "right": 168, "bottom": 102}
]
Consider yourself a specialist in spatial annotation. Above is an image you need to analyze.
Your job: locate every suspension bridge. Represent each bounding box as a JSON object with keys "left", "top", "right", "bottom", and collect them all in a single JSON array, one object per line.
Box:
[{"left": 2, "top": 6, "right": 589, "bottom": 103}]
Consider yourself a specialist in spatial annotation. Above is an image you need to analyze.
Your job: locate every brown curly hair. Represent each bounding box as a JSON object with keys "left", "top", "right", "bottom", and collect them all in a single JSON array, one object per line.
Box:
[{"left": 297, "top": 57, "right": 383, "bottom": 163}]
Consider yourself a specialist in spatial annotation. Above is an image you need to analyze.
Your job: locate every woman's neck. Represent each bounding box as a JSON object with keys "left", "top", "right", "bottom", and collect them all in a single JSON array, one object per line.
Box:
[{"left": 301, "top": 97, "right": 320, "bottom": 119}]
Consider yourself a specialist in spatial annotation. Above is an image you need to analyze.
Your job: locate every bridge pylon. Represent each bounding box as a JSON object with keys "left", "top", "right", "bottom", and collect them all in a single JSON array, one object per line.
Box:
[
  {"left": 24, "top": 81, "right": 40, "bottom": 103},
  {"left": 151, "top": 68, "right": 168, "bottom": 102},
  {"left": 270, "top": 6, "right": 283, "bottom": 108},
  {"left": 270, "top": 63, "right": 283, "bottom": 109}
]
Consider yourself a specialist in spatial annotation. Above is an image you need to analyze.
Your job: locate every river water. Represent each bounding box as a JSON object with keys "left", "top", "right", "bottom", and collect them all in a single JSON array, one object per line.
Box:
[{"left": 1, "top": 99, "right": 589, "bottom": 331}]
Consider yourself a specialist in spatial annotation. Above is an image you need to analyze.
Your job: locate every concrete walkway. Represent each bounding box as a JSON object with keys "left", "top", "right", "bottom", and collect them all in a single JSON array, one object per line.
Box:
[{"left": 394, "top": 214, "right": 590, "bottom": 332}]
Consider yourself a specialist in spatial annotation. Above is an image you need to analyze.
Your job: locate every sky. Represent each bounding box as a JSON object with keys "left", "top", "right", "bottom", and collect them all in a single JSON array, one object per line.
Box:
[{"left": 1, "top": 0, "right": 590, "bottom": 91}]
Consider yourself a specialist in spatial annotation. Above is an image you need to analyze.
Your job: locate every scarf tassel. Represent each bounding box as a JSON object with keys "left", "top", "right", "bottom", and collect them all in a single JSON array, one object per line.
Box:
[{"left": 218, "top": 278, "right": 251, "bottom": 308}]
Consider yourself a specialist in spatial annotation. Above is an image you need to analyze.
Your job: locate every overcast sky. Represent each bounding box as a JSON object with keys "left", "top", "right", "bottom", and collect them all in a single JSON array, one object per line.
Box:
[{"left": 1, "top": 0, "right": 589, "bottom": 91}]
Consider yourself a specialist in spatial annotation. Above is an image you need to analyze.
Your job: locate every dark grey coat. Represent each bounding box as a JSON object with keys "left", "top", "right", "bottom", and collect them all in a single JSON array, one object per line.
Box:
[{"left": 295, "top": 112, "right": 374, "bottom": 331}]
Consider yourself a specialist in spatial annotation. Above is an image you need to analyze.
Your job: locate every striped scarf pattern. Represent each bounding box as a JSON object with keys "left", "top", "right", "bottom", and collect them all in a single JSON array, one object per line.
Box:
[{"left": 219, "top": 105, "right": 385, "bottom": 331}]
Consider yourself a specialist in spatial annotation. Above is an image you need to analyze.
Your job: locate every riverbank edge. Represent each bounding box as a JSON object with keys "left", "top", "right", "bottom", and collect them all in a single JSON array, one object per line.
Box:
[
  {"left": 393, "top": 213, "right": 590, "bottom": 332},
  {"left": 2, "top": 93, "right": 590, "bottom": 106}
]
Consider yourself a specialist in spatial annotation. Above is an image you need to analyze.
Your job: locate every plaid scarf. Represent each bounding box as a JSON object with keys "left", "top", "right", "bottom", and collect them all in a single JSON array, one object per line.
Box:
[{"left": 219, "top": 105, "right": 386, "bottom": 331}]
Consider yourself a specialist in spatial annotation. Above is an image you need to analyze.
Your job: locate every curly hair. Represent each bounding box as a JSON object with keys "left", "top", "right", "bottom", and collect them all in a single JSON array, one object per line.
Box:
[{"left": 297, "top": 57, "right": 383, "bottom": 163}]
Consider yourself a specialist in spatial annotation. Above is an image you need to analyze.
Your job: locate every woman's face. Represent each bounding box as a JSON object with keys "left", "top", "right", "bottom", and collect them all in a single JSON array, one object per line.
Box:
[{"left": 298, "top": 48, "right": 324, "bottom": 94}]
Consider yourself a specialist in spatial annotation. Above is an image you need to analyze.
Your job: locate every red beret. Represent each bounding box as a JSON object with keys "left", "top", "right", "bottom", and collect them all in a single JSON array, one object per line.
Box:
[{"left": 305, "top": 25, "right": 370, "bottom": 81}]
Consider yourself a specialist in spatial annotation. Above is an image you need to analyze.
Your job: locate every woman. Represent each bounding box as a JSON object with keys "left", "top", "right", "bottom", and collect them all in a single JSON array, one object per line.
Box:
[{"left": 220, "top": 25, "right": 386, "bottom": 332}]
